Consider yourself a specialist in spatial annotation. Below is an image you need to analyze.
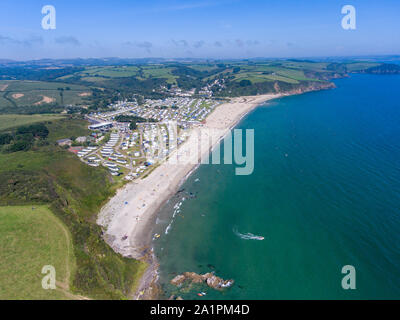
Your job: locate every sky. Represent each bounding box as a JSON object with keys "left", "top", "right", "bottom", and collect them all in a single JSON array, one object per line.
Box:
[{"left": 0, "top": 0, "right": 399, "bottom": 60}]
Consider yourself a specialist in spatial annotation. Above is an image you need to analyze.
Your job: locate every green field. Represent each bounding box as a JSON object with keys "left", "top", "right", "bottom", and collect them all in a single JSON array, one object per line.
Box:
[
  {"left": 80, "top": 66, "right": 140, "bottom": 78},
  {"left": 80, "top": 76, "right": 109, "bottom": 82},
  {"left": 213, "top": 62, "right": 324, "bottom": 84},
  {"left": 140, "top": 66, "right": 178, "bottom": 84},
  {"left": 280, "top": 60, "right": 329, "bottom": 71},
  {"left": 0, "top": 114, "right": 64, "bottom": 131},
  {"left": 0, "top": 80, "right": 92, "bottom": 110},
  {"left": 1, "top": 80, "right": 86, "bottom": 91},
  {"left": 233, "top": 72, "right": 299, "bottom": 84},
  {"left": 0, "top": 205, "right": 77, "bottom": 300},
  {"left": 73, "top": 65, "right": 179, "bottom": 85},
  {"left": 46, "top": 117, "right": 89, "bottom": 142},
  {"left": 187, "top": 64, "right": 220, "bottom": 72},
  {"left": 345, "top": 62, "right": 381, "bottom": 71}
]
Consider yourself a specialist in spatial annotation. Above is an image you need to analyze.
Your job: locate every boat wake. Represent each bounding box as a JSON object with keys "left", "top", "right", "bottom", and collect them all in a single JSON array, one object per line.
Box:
[{"left": 233, "top": 227, "right": 264, "bottom": 240}]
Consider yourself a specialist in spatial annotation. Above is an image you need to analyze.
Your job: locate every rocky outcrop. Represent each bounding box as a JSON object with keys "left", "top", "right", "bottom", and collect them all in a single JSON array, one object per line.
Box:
[
  {"left": 170, "top": 272, "right": 234, "bottom": 290},
  {"left": 170, "top": 274, "right": 186, "bottom": 286}
]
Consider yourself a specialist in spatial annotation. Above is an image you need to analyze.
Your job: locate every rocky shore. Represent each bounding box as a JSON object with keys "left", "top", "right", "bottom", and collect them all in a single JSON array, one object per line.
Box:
[{"left": 170, "top": 272, "right": 234, "bottom": 290}]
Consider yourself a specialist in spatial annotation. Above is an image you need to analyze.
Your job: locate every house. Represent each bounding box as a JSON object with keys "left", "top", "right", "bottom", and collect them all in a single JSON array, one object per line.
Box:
[
  {"left": 75, "top": 136, "right": 87, "bottom": 143},
  {"left": 57, "top": 138, "right": 72, "bottom": 146}
]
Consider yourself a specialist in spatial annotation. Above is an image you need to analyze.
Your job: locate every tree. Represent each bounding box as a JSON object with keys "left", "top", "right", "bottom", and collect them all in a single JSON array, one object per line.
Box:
[
  {"left": 0, "top": 133, "right": 13, "bottom": 145},
  {"left": 239, "top": 79, "right": 252, "bottom": 87},
  {"left": 16, "top": 123, "right": 49, "bottom": 139},
  {"left": 7, "top": 139, "right": 32, "bottom": 152}
]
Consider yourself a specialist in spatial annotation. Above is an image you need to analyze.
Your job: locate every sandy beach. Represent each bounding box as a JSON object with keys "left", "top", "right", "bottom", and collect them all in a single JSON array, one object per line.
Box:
[
  {"left": 98, "top": 94, "right": 281, "bottom": 256},
  {"left": 97, "top": 93, "right": 283, "bottom": 298}
]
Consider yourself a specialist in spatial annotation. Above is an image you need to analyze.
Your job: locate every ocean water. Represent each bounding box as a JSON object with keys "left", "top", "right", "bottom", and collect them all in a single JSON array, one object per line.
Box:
[{"left": 153, "top": 74, "right": 400, "bottom": 299}]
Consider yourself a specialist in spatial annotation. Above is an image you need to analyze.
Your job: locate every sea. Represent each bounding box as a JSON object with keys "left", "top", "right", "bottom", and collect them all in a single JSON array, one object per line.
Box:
[{"left": 152, "top": 74, "right": 400, "bottom": 299}]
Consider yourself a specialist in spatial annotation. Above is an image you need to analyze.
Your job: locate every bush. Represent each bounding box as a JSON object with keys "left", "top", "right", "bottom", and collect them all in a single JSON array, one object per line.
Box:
[
  {"left": 0, "top": 133, "right": 13, "bottom": 145},
  {"left": 239, "top": 79, "right": 252, "bottom": 87},
  {"left": 7, "top": 140, "right": 32, "bottom": 152},
  {"left": 16, "top": 123, "right": 49, "bottom": 139}
]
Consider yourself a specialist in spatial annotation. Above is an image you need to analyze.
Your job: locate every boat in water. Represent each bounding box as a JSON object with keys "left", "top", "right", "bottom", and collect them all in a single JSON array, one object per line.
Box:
[{"left": 233, "top": 227, "right": 265, "bottom": 241}]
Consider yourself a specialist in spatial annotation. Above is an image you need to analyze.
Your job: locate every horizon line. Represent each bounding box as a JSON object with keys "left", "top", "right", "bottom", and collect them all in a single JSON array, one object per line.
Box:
[{"left": 1, "top": 53, "right": 400, "bottom": 63}]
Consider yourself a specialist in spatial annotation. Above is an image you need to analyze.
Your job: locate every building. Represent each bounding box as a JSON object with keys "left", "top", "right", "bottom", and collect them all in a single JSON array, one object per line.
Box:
[
  {"left": 75, "top": 136, "right": 87, "bottom": 143},
  {"left": 57, "top": 138, "right": 72, "bottom": 146},
  {"left": 88, "top": 122, "right": 113, "bottom": 131}
]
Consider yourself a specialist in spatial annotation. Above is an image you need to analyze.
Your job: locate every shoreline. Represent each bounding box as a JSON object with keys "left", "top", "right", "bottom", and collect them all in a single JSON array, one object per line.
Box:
[{"left": 97, "top": 84, "right": 334, "bottom": 299}]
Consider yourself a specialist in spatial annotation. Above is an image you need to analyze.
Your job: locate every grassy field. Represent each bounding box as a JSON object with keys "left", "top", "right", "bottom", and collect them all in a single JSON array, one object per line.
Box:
[
  {"left": 223, "top": 63, "right": 324, "bottom": 84},
  {"left": 0, "top": 114, "right": 64, "bottom": 132},
  {"left": 280, "top": 60, "right": 329, "bottom": 71},
  {"left": 233, "top": 72, "right": 300, "bottom": 84},
  {"left": 0, "top": 149, "right": 55, "bottom": 172},
  {"left": 46, "top": 117, "right": 89, "bottom": 142},
  {"left": 345, "top": 62, "right": 381, "bottom": 71},
  {"left": 80, "top": 66, "right": 140, "bottom": 78},
  {"left": 140, "top": 66, "right": 178, "bottom": 84},
  {"left": 0, "top": 80, "right": 92, "bottom": 110},
  {"left": 72, "top": 65, "right": 179, "bottom": 85},
  {"left": 187, "top": 64, "right": 220, "bottom": 72},
  {"left": 81, "top": 76, "right": 109, "bottom": 82},
  {"left": 1, "top": 80, "right": 86, "bottom": 91},
  {"left": 0, "top": 205, "right": 77, "bottom": 299},
  {"left": 204, "top": 60, "right": 385, "bottom": 86}
]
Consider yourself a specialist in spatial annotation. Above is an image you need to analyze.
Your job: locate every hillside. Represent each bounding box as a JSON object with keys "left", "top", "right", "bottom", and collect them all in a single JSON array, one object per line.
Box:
[
  {"left": 0, "top": 117, "right": 146, "bottom": 299},
  {"left": 1, "top": 59, "right": 395, "bottom": 114}
]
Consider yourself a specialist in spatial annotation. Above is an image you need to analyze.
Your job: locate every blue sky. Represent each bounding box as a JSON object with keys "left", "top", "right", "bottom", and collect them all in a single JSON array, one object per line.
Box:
[{"left": 0, "top": 0, "right": 399, "bottom": 60}]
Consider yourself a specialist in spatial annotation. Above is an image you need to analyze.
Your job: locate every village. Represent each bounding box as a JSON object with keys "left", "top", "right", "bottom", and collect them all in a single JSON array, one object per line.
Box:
[{"left": 57, "top": 96, "right": 221, "bottom": 180}]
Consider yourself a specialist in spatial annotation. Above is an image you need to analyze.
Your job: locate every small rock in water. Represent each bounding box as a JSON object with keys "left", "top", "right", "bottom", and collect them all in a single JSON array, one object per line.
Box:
[
  {"left": 170, "top": 274, "right": 186, "bottom": 286},
  {"left": 168, "top": 295, "right": 183, "bottom": 300}
]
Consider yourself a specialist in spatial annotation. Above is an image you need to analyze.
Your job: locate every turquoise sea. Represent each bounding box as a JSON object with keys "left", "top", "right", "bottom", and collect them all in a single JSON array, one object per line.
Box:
[{"left": 153, "top": 74, "right": 400, "bottom": 299}]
